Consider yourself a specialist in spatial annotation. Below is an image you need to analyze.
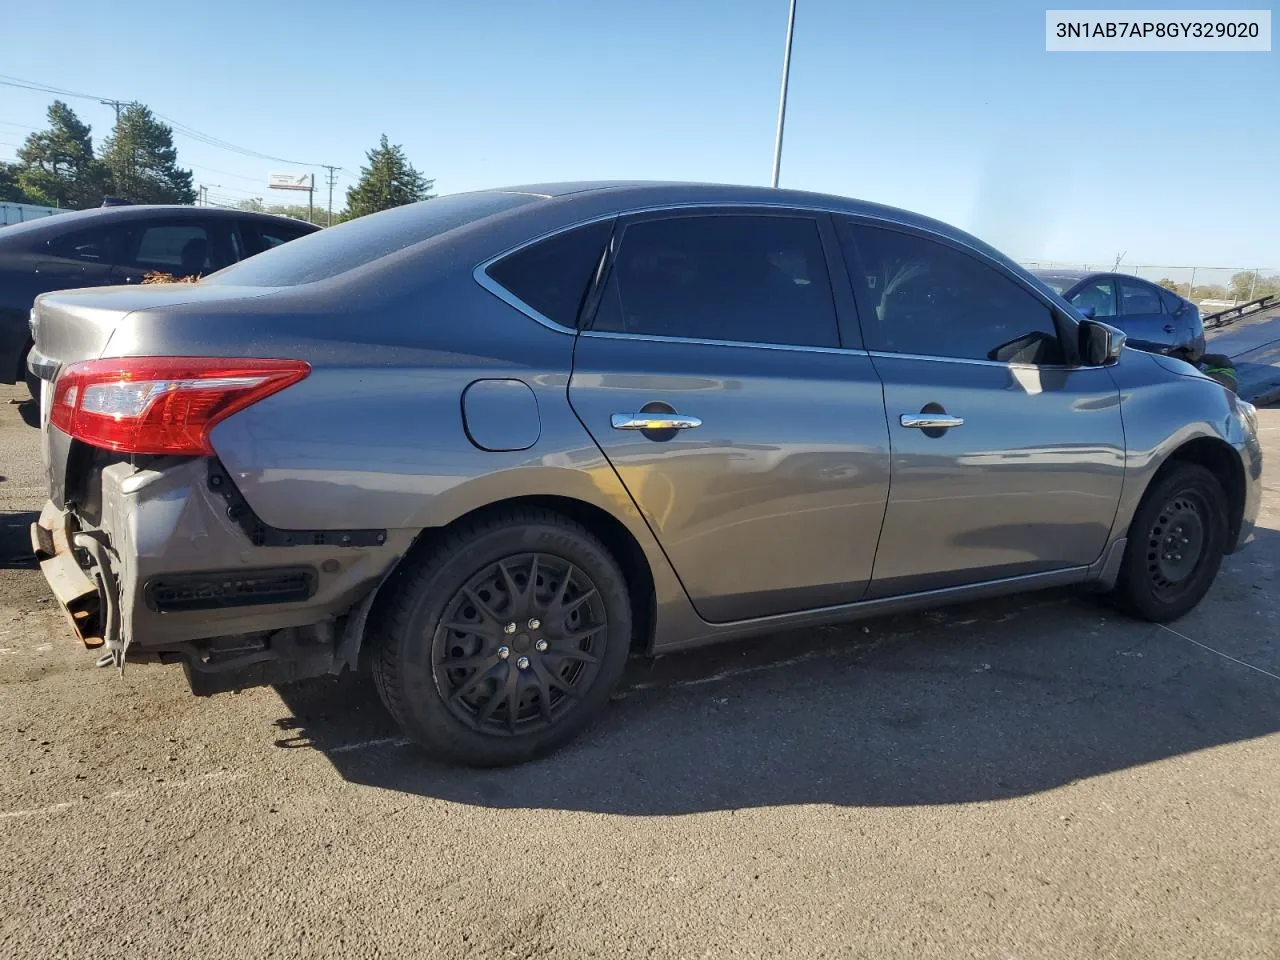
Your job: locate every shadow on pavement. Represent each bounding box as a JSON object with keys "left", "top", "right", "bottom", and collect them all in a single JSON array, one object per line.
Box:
[{"left": 274, "top": 526, "right": 1280, "bottom": 814}]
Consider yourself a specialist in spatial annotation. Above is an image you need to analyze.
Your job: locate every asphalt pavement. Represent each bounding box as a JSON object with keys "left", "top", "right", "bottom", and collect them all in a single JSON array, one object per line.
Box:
[
  {"left": 1, "top": 383, "right": 1277, "bottom": 959},
  {"left": 1206, "top": 305, "right": 1280, "bottom": 404}
]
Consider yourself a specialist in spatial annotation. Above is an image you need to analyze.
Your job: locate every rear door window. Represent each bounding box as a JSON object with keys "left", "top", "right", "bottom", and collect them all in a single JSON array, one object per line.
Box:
[
  {"left": 485, "top": 219, "right": 614, "bottom": 328},
  {"left": 590, "top": 213, "right": 840, "bottom": 348},
  {"left": 1119, "top": 278, "right": 1163, "bottom": 315}
]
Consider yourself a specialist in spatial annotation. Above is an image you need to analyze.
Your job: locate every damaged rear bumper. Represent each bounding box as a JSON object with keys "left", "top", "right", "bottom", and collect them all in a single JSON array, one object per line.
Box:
[{"left": 30, "top": 458, "right": 414, "bottom": 694}]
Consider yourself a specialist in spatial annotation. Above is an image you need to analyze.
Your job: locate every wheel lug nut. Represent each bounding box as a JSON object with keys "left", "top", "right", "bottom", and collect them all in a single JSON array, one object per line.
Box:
[
  {"left": 528, "top": 618, "right": 541, "bottom": 630},
  {"left": 498, "top": 645, "right": 510, "bottom": 660},
  {"left": 503, "top": 622, "right": 517, "bottom": 635},
  {"left": 535, "top": 639, "right": 548, "bottom": 652},
  {"left": 516, "top": 655, "right": 530, "bottom": 670}
]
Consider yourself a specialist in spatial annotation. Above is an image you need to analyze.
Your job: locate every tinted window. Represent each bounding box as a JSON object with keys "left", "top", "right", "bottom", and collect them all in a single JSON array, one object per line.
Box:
[
  {"left": 1068, "top": 278, "right": 1118, "bottom": 317},
  {"left": 846, "top": 224, "right": 1063, "bottom": 364},
  {"left": 591, "top": 214, "right": 839, "bottom": 348},
  {"left": 130, "top": 224, "right": 212, "bottom": 273},
  {"left": 50, "top": 228, "right": 111, "bottom": 263},
  {"left": 48, "top": 225, "right": 136, "bottom": 265},
  {"left": 1159, "top": 287, "right": 1186, "bottom": 314},
  {"left": 486, "top": 219, "right": 614, "bottom": 327},
  {"left": 243, "top": 219, "right": 314, "bottom": 254},
  {"left": 1120, "top": 279, "right": 1162, "bottom": 315},
  {"left": 204, "top": 192, "right": 538, "bottom": 287}
]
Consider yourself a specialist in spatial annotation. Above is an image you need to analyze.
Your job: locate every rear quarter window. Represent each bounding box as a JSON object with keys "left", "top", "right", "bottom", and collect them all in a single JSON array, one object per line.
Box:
[
  {"left": 203, "top": 192, "right": 538, "bottom": 287},
  {"left": 484, "top": 219, "right": 614, "bottom": 328}
]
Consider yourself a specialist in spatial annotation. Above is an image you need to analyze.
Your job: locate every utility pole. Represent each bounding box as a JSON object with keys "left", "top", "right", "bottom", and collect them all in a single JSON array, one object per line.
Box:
[
  {"left": 322, "top": 164, "right": 339, "bottom": 226},
  {"left": 771, "top": 0, "right": 798, "bottom": 188},
  {"left": 100, "top": 99, "right": 127, "bottom": 124}
]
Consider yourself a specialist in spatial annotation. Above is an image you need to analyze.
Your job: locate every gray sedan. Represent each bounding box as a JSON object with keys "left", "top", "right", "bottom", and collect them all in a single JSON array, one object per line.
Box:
[{"left": 27, "top": 182, "right": 1263, "bottom": 766}]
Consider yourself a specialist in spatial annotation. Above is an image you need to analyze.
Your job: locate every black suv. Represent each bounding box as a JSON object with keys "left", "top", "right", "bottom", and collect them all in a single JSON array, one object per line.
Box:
[{"left": 0, "top": 205, "right": 318, "bottom": 396}]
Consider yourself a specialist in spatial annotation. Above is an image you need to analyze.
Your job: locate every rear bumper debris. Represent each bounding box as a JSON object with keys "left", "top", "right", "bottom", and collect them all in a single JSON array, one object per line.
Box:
[
  {"left": 30, "top": 501, "right": 109, "bottom": 650},
  {"left": 29, "top": 458, "right": 415, "bottom": 692}
]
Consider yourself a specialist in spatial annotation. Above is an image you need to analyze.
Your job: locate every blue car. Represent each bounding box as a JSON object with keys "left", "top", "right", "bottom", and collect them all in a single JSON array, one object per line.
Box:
[{"left": 1033, "top": 271, "right": 1206, "bottom": 364}]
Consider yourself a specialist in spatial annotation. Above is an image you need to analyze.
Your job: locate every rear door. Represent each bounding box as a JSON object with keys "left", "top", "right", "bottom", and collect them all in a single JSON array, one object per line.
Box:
[
  {"left": 837, "top": 219, "right": 1125, "bottom": 596},
  {"left": 1118, "top": 277, "right": 1176, "bottom": 354},
  {"left": 565, "top": 209, "right": 891, "bottom": 623}
]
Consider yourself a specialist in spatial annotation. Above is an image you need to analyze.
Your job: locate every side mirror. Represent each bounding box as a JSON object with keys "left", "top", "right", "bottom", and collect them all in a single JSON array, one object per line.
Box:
[
  {"left": 1079, "top": 319, "right": 1126, "bottom": 366},
  {"left": 1075, "top": 304, "right": 1098, "bottom": 320}
]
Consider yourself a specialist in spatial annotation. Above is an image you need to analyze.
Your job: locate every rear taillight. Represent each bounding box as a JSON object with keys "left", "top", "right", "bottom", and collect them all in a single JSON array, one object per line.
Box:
[{"left": 50, "top": 357, "right": 310, "bottom": 455}]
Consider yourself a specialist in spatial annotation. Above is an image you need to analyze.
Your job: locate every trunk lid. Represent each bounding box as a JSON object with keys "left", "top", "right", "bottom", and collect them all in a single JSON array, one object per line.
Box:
[{"left": 31, "top": 283, "right": 273, "bottom": 507}]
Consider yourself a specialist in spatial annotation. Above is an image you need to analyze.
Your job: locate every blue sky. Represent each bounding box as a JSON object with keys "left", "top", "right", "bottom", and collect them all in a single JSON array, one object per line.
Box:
[{"left": 1, "top": 0, "right": 1275, "bottom": 271}]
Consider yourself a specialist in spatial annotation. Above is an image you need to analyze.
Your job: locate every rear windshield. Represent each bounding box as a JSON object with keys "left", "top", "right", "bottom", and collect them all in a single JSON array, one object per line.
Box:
[{"left": 203, "top": 191, "right": 539, "bottom": 287}]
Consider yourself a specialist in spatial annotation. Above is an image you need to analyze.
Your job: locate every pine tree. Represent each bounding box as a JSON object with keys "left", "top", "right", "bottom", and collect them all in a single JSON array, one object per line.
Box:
[
  {"left": 15, "top": 100, "right": 108, "bottom": 208},
  {"left": 344, "top": 135, "right": 434, "bottom": 219},
  {"left": 100, "top": 104, "right": 196, "bottom": 205}
]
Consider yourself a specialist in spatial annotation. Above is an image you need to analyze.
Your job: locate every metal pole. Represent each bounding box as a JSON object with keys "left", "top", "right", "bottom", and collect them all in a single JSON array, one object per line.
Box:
[
  {"left": 1186, "top": 267, "right": 1195, "bottom": 300},
  {"left": 770, "top": 0, "right": 798, "bottom": 188},
  {"left": 308, "top": 184, "right": 314, "bottom": 224}
]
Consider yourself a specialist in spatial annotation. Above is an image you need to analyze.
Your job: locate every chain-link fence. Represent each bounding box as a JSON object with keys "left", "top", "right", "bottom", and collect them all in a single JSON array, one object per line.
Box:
[{"left": 1018, "top": 260, "right": 1280, "bottom": 310}]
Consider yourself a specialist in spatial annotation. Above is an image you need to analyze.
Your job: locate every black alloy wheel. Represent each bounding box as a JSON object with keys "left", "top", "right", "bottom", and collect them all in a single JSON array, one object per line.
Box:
[
  {"left": 371, "top": 508, "right": 632, "bottom": 767},
  {"left": 433, "top": 553, "right": 607, "bottom": 736}
]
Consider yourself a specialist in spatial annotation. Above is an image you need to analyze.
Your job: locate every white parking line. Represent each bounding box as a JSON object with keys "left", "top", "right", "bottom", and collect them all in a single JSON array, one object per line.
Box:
[
  {"left": 0, "top": 769, "right": 247, "bottom": 821},
  {"left": 1160, "top": 623, "right": 1280, "bottom": 682}
]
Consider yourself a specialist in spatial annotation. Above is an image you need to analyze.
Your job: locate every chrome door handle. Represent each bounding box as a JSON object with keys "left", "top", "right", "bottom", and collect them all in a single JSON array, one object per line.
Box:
[
  {"left": 611, "top": 413, "right": 702, "bottom": 431},
  {"left": 900, "top": 413, "right": 964, "bottom": 429}
]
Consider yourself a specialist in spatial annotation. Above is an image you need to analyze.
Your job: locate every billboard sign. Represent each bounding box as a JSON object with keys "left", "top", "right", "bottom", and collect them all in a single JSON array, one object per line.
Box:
[{"left": 268, "top": 171, "right": 315, "bottom": 192}]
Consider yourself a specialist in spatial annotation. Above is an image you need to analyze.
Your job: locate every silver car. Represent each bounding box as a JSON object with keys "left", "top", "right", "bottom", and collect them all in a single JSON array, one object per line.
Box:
[{"left": 27, "top": 182, "right": 1263, "bottom": 766}]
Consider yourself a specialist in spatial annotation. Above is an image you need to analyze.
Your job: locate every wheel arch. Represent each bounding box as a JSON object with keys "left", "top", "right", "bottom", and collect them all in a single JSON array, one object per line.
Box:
[
  {"left": 1149, "top": 436, "right": 1246, "bottom": 550},
  {"left": 360, "top": 494, "right": 658, "bottom": 666}
]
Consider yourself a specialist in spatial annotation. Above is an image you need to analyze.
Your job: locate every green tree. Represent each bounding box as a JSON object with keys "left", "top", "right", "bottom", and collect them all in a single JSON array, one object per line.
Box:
[
  {"left": 14, "top": 101, "right": 107, "bottom": 208},
  {"left": 1228, "top": 270, "right": 1280, "bottom": 302},
  {"left": 100, "top": 104, "right": 196, "bottom": 205},
  {"left": 343, "top": 134, "right": 433, "bottom": 219},
  {"left": 0, "top": 161, "right": 39, "bottom": 203},
  {"left": 236, "top": 198, "right": 340, "bottom": 226}
]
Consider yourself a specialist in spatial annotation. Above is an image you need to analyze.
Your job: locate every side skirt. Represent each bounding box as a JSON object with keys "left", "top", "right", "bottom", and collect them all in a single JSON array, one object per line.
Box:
[{"left": 653, "top": 540, "right": 1126, "bottom": 655}]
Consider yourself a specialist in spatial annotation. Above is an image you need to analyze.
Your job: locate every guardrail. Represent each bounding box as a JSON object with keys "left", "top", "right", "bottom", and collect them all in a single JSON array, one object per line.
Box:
[{"left": 1202, "top": 293, "right": 1280, "bottom": 329}]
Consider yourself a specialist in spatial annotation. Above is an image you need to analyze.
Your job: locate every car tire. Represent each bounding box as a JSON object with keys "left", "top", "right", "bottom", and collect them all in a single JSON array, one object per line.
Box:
[
  {"left": 370, "top": 508, "right": 632, "bottom": 767},
  {"left": 1112, "top": 463, "right": 1229, "bottom": 623}
]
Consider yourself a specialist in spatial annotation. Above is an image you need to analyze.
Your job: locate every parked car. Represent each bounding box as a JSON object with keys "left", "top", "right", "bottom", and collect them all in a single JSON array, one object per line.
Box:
[
  {"left": 27, "top": 183, "right": 1262, "bottom": 767},
  {"left": 1, "top": 205, "right": 318, "bottom": 397},
  {"left": 1032, "top": 270, "right": 1206, "bottom": 363}
]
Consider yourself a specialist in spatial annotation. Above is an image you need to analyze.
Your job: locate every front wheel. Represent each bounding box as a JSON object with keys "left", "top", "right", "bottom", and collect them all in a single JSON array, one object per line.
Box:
[
  {"left": 371, "top": 509, "right": 633, "bottom": 767},
  {"left": 1112, "top": 463, "right": 1229, "bottom": 622}
]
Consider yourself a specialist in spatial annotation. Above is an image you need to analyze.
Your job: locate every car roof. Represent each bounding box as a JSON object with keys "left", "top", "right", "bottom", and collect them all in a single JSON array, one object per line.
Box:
[{"left": 466, "top": 180, "right": 1029, "bottom": 269}]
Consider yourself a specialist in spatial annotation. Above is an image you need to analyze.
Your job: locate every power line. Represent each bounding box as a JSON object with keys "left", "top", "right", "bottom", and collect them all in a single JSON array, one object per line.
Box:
[{"left": 0, "top": 73, "right": 341, "bottom": 172}]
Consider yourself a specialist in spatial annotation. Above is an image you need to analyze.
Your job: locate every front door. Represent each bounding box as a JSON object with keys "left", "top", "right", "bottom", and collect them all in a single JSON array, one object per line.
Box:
[
  {"left": 568, "top": 210, "right": 891, "bottom": 623},
  {"left": 836, "top": 219, "right": 1126, "bottom": 597}
]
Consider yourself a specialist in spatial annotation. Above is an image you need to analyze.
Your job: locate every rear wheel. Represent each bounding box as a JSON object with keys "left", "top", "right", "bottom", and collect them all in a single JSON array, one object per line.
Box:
[
  {"left": 371, "top": 508, "right": 632, "bottom": 767},
  {"left": 1112, "top": 463, "right": 1229, "bottom": 622}
]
